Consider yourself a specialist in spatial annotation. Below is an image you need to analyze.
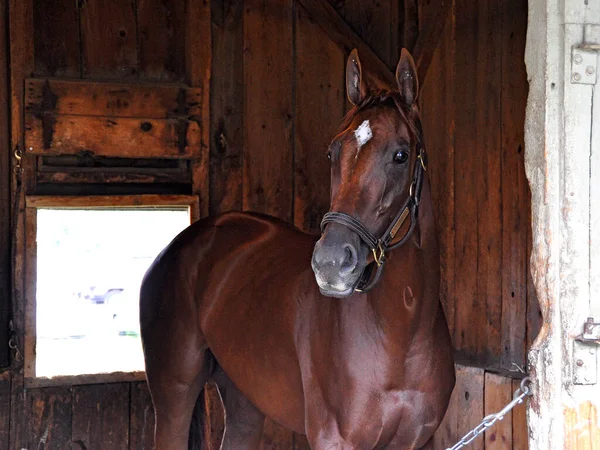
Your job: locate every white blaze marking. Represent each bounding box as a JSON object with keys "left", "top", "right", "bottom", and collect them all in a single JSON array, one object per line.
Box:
[{"left": 354, "top": 120, "right": 373, "bottom": 155}]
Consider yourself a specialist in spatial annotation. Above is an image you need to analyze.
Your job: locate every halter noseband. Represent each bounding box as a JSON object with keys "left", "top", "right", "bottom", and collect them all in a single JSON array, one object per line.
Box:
[{"left": 320, "top": 119, "right": 427, "bottom": 293}]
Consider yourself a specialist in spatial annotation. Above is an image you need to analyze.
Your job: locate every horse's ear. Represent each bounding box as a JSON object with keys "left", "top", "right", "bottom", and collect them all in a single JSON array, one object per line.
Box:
[
  {"left": 346, "top": 49, "right": 368, "bottom": 106},
  {"left": 395, "top": 48, "right": 419, "bottom": 106}
]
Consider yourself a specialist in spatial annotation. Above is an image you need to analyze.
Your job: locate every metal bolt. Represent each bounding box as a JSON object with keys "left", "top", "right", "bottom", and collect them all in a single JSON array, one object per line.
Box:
[
  {"left": 576, "top": 359, "right": 584, "bottom": 367},
  {"left": 586, "top": 66, "right": 595, "bottom": 75},
  {"left": 28, "top": 146, "right": 33, "bottom": 152},
  {"left": 574, "top": 53, "right": 583, "bottom": 64},
  {"left": 573, "top": 72, "right": 582, "bottom": 81}
]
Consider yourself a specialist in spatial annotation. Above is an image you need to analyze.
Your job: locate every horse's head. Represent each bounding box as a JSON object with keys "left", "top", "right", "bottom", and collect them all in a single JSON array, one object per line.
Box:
[{"left": 312, "top": 48, "right": 425, "bottom": 298}]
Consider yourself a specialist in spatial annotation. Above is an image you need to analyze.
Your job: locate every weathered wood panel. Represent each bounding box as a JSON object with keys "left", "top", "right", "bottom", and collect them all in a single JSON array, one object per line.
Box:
[
  {"left": 80, "top": 0, "right": 138, "bottom": 79},
  {"left": 243, "top": 0, "right": 294, "bottom": 221},
  {"left": 129, "top": 381, "right": 155, "bottom": 450},
  {"left": 419, "top": 8, "right": 455, "bottom": 331},
  {"left": 25, "top": 79, "right": 203, "bottom": 118},
  {"left": 500, "top": 0, "right": 529, "bottom": 370},
  {"left": 137, "top": 0, "right": 186, "bottom": 81},
  {"left": 330, "top": 0, "right": 400, "bottom": 70},
  {"left": 33, "top": 0, "right": 80, "bottom": 78},
  {"left": 294, "top": 3, "right": 345, "bottom": 234},
  {"left": 453, "top": 0, "right": 503, "bottom": 368},
  {"left": 25, "top": 115, "right": 201, "bottom": 158},
  {"left": 15, "top": 387, "right": 73, "bottom": 449},
  {"left": 72, "top": 383, "right": 130, "bottom": 450},
  {"left": 0, "top": 0, "right": 10, "bottom": 369},
  {"left": 0, "top": 372, "right": 10, "bottom": 449},
  {"left": 431, "top": 367, "right": 529, "bottom": 449},
  {"left": 209, "top": 0, "right": 244, "bottom": 215}
]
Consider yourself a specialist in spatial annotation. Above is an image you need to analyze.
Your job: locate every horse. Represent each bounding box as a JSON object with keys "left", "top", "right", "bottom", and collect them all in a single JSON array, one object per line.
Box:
[{"left": 140, "top": 48, "right": 455, "bottom": 450}]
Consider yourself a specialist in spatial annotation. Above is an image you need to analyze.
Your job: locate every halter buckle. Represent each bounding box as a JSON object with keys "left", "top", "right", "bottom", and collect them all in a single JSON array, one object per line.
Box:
[
  {"left": 418, "top": 152, "right": 427, "bottom": 171},
  {"left": 372, "top": 242, "right": 385, "bottom": 267}
]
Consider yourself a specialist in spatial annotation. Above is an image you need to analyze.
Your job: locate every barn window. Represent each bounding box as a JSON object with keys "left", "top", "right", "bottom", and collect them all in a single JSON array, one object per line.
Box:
[{"left": 24, "top": 195, "right": 198, "bottom": 387}]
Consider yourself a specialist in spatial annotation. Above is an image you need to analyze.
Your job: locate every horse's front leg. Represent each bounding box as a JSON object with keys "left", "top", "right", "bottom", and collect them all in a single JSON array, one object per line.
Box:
[{"left": 214, "top": 367, "right": 265, "bottom": 450}]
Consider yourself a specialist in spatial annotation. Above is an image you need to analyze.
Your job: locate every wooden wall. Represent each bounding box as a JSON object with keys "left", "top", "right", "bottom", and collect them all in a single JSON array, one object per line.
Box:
[
  {"left": 0, "top": 0, "right": 536, "bottom": 448},
  {"left": 420, "top": 0, "right": 541, "bottom": 374}
]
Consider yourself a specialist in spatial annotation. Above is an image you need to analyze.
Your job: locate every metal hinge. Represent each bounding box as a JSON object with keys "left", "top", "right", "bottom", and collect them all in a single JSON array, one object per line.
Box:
[
  {"left": 571, "top": 45, "right": 599, "bottom": 85},
  {"left": 574, "top": 317, "right": 599, "bottom": 385}
]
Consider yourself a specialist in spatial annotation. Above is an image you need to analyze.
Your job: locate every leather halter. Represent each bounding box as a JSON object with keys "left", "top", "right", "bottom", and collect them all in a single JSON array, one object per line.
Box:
[{"left": 320, "top": 118, "right": 427, "bottom": 293}]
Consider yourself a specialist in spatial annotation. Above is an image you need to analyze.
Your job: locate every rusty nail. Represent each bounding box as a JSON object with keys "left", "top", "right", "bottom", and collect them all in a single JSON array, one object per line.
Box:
[{"left": 576, "top": 359, "right": 584, "bottom": 366}]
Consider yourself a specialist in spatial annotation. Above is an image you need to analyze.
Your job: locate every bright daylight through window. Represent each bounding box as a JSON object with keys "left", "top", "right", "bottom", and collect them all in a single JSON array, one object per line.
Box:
[{"left": 35, "top": 208, "right": 190, "bottom": 378}]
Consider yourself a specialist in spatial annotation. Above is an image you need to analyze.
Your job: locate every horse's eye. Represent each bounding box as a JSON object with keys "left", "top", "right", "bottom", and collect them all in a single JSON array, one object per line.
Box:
[{"left": 394, "top": 150, "right": 409, "bottom": 164}]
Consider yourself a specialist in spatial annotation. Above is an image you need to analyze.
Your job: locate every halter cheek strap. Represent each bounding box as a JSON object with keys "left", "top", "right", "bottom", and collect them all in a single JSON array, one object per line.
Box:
[{"left": 320, "top": 133, "right": 427, "bottom": 293}]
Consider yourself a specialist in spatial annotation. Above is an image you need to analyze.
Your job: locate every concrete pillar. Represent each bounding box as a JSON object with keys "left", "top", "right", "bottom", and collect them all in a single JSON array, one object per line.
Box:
[{"left": 525, "top": 0, "right": 600, "bottom": 448}]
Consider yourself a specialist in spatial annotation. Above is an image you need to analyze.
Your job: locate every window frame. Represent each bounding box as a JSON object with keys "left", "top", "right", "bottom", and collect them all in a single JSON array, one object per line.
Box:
[{"left": 24, "top": 194, "right": 199, "bottom": 388}]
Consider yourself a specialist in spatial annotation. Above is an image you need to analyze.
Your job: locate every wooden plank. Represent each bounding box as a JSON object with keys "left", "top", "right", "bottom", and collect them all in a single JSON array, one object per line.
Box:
[
  {"left": 511, "top": 378, "right": 529, "bottom": 450},
  {"left": 129, "top": 381, "right": 155, "bottom": 450},
  {"left": 484, "top": 373, "right": 512, "bottom": 449},
  {"left": 431, "top": 366, "right": 460, "bottom": 449},
  {"left": 33, "top": 0, "right": 80, "bottom": 77},
  {"left": 80, "top": 0, "right": 138, "bottom": 79},
  {"left": 453, "top": 0, "right": 504, "bottom": 368},
  {"left": 413, "top": 0, "right": 452, "bottom": 84},
  {"left": 403, "top": 0, "right": 419, "bottom": 52},
  {"left": 500, "top": 0, "right": 528, "bottom": 370},
  {"left": 456, "top": 366, "right": 485, "bottom": 449},
  {"left": 331, "top": 0, "right": 399, "bottom": 70},
  {"left": 8, "top": 0, "right": 34, "bottom": 445},
  {"left": 13, "top": 387, "right": 73, "bottom": 449},
  {"left": 452, "top": 0, "right": 479, "bottom": 364},
  {"left": 37, "top": 170, "right": 191, "bottom": 186},
  {"left": 25, "top": 79, "right": 204, "bottom": 118},
  {"left": 209, "top": 0, "right": 244, "bottom": 215},
  {"left": 243, "top": 0, "right": 294, "bottom": 221},
  {"left": 475, "top": 0, "right": 503, "bottom": 368},
  {"left": 0, "top": 371, "right": 10, "bottom": 449},
  {"left": 419, "top": 7, "right": 455, "bottom": 333},
  {"left": 0, "top": 0, "right": 10, "bottom": 369},
  {"left": 185, "top": 0, "right": 211, "bottom": 218},
  {"left": 297, "top": 0, "right": 395, "bottom": 89},
  {"left": 26, "top": 194, "right": 199, "bottom": 210},
  {"left": 294, "top": 3, "right": 344, "bottom": 234},
  {"left": 25, "top": 115, "right": 201, "bottom": 158},
  {"left": 72, "top": 383, "right": 130, "bottom": 450},
  {"left": 137, "top": 0, "right": 186, "bottom": 81}
]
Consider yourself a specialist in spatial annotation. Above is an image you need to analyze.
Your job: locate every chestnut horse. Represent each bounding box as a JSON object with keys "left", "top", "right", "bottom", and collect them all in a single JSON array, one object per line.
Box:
[{"left": 140, "top": 49, "right": 455, "bottom": 450}]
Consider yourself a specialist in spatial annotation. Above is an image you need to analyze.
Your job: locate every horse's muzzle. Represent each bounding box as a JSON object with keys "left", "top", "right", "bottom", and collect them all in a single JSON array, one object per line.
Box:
[{"left": 311, "top": 225, "right": 367, "bottom": 298}]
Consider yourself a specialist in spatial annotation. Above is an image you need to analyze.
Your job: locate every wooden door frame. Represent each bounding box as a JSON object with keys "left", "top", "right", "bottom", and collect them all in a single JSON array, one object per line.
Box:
[{"left": 525, "top": 0, "right": 600, "bottom": 447}]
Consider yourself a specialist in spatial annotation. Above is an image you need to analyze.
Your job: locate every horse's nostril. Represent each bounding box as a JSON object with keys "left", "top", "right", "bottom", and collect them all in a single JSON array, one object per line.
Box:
[{"left": 340, "top": 244, "right": 358, "bottom": 275}]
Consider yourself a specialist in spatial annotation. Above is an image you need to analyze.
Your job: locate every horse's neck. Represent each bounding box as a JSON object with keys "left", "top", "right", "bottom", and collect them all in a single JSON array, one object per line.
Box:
[{"left": 371, "top": 175, "right": 440, "bottom": 330}]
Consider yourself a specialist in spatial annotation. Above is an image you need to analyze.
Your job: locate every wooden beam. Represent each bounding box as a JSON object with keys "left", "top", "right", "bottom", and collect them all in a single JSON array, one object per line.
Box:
[
  {"left": 413, "top": 0, "right": 453, "bottom": 84},
  {"left": 297, "top": 0, "right": 396, "bottom": 89},
  {"left": 299, "top": 0, "right": 450, "bottom": 91}
]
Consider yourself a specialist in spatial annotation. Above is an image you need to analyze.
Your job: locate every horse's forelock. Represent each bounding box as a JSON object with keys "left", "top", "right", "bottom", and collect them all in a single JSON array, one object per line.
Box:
[{"left": 337, "top": 90, "right": 420, "bottom": 140}]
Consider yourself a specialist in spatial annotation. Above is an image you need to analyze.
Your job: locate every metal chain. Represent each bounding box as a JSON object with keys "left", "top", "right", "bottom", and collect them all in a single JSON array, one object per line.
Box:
[{"left": 446, "top": 376, "right": 533, "bottom": 450}]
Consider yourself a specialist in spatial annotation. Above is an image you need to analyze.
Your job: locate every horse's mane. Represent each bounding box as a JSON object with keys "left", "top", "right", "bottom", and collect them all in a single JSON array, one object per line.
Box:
[{"left": 337, "top": 89, "right": 420, "bottom": 139}]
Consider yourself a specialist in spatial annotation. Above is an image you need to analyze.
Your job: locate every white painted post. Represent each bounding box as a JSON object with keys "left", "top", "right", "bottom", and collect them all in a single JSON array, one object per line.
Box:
[{"left": 525, "top": 0, "right": 600, "bottom": 448}]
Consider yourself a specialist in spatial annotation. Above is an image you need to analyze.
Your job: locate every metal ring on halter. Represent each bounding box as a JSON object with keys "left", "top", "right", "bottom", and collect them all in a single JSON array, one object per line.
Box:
[{"left": 372, "top": 242, "right": 385, "bottom": 267}]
